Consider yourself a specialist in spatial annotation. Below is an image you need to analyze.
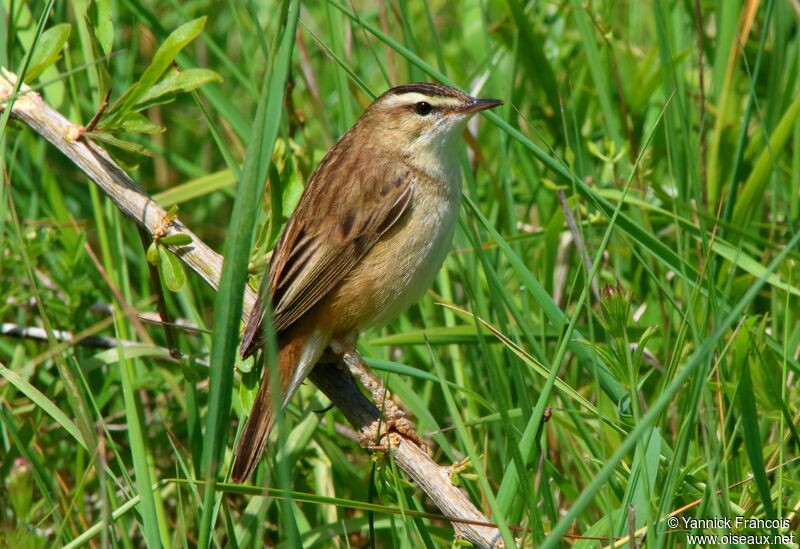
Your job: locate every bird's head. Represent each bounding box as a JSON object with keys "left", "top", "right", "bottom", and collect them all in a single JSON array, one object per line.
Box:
[{"left": 358, "top": 83, "right": 502, "bottom": 157}]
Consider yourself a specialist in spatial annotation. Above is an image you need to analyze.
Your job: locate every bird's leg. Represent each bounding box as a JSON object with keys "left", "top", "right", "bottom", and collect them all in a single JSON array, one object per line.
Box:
[{"left": 329, "top": 340, "right": 426, "bottom": 451}]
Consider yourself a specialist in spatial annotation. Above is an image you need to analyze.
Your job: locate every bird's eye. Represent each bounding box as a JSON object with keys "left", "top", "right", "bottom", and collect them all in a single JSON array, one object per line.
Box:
[{"left": 415, "top": 102, "right": 432, "bottom": 116}]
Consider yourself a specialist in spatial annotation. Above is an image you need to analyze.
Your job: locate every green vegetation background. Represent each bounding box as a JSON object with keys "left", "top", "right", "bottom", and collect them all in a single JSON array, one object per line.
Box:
[{"left": 1, "top": 0, "right": 798, "bottom": 547}]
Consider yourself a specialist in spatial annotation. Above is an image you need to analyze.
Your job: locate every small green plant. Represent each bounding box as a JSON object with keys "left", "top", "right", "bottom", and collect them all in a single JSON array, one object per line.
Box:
[{"left": 145, "top": 205, "right": 192, "bottom": 292}]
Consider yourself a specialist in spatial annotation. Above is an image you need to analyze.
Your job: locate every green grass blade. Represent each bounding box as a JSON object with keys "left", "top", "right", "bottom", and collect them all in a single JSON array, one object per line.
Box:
[
  {"left": 737, "top": 362, "right": 776, "bottom": 522},
  {"left": 197, "top": 2, "right": 300, "bottom": 547},
  {"left": 0, "top": 362, "right": 88, "bottom": 450},
  {"left": 540, "top": 228, "right": 800, "bottom": 548}
]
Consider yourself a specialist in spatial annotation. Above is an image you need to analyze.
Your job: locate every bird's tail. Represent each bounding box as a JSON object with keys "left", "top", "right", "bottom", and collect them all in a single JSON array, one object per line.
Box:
[{"left": 231, "top": 326, "right": 320, "bottom": 483}]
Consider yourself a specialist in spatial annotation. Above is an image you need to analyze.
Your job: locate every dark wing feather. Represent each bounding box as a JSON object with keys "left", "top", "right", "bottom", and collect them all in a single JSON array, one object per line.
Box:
[{"left": 240, "top": 155, "right": 414, "bottom": 358}]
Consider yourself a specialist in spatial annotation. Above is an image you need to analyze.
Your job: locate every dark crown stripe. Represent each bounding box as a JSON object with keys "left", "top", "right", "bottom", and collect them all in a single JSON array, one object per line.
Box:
[{"left": 386, "top": 82, "right": 465, "bottom": 99}]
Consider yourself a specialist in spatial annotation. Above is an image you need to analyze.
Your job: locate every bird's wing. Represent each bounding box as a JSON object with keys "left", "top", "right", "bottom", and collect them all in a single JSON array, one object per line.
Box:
[{"left": 240, "top": 158, "right": 415, "bottom": 358}]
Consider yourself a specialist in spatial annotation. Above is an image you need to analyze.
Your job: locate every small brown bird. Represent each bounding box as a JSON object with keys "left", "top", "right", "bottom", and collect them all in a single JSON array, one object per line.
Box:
[{"left": 231, "top": 83, "right": 502, "bottom": 482}]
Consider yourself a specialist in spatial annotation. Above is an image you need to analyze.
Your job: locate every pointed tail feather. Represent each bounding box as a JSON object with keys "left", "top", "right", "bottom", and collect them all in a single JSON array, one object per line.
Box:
[
  {"left": 231, "top": 374, "right": 277, "bottom": 482},
  {"left": 231, "top": 325, "right": 324, "bottom": 483}
]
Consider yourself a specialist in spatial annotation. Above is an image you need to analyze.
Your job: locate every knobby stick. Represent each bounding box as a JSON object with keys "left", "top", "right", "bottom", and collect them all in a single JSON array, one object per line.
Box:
[
  {"left": 0, "top": 68, "right": 256, "bottom": 317},
  {"left": 0, "top": 70, "right": 508, "bottom": 549}
]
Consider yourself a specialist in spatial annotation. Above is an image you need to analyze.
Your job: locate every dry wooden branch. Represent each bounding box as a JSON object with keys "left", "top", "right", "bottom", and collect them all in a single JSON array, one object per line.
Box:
[
  {"left": 309, "top": 363, "right": 506, "bottom": 547},
  {"left": 0, "top": 68, "right": 256, "bottom": 318},
  {"left": 1, "top": 69, "right": 508, "bottom": 549}
]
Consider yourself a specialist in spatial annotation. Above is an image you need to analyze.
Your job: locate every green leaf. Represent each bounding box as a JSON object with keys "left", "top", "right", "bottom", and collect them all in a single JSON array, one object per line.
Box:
[
  {"left": 0, "top": 362, "right": 88, "bottom": 451},
  {"left": 366, "top": 358, "right": 491, "bottom": 409},
  {"left": 24, "top": 23, "right": 71, "bottom": 82},
  {"left": 90, "top": 0, "right": 113, "bottom": 56},
  {"left": 146, "top": 241, "right": 160, "bottom": 264},
  {"left": 115, "top": 111, "right": 164, "bottom": 134},
  {"left": 577, "top": 339, "right": 626, "bottom": 388},
  {"left": 237, "top": 366, "right": 260, "bottom": 412},
  {"left": 152, "top": 170, "right": 236, "bottom": 207},
  {"left": 106, "top": 17, "right": 207, "bottom": 120},
  {"left": 86, "top": 131, "right": 155, "bottom": 156},
  {"left": 731, "top": 93, "right": 800, "bottom": 227},
  {"left": 738, "top": 362, "right": 776, "bottom": 522},
  {"left": 617, "top": 428, "right": 661, "bottom": 532},
  {"left": 62, "top": 493, "right": 142, "bottom": 549},
  {"left": 367, "top": 325, "right": 490, "bottom": 346},
  {"left": 135, "top": 67, "right": 223, "bottom": 110},
  {"left": 280, "top": 169, "right": 304, "bottom": 217},
  {"left": 158, "top": 245, "right": 187, "bottom": 291},
  {"left": 88, "top": 344, "right": 173, "bottom": 366},
  {"left": 159, "top": 233, "right": 193, "bottom": 246},
  {"left": 712, "top": 240, "right": 800, "bottom": 297}
]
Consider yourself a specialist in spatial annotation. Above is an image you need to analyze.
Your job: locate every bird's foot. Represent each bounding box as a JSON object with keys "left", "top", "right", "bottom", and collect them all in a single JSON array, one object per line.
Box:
[
  {"left": 330, "top": 341, "right": 427, "bottom": 452},
  {"left": 358, "top": 414, "right": 424, "bottom": 452}
]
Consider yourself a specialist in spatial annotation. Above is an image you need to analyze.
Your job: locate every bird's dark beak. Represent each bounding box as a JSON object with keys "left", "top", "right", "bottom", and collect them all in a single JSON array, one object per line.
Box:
[{"left": 450, "top": 97, "right": 504, "bottom": 115}]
